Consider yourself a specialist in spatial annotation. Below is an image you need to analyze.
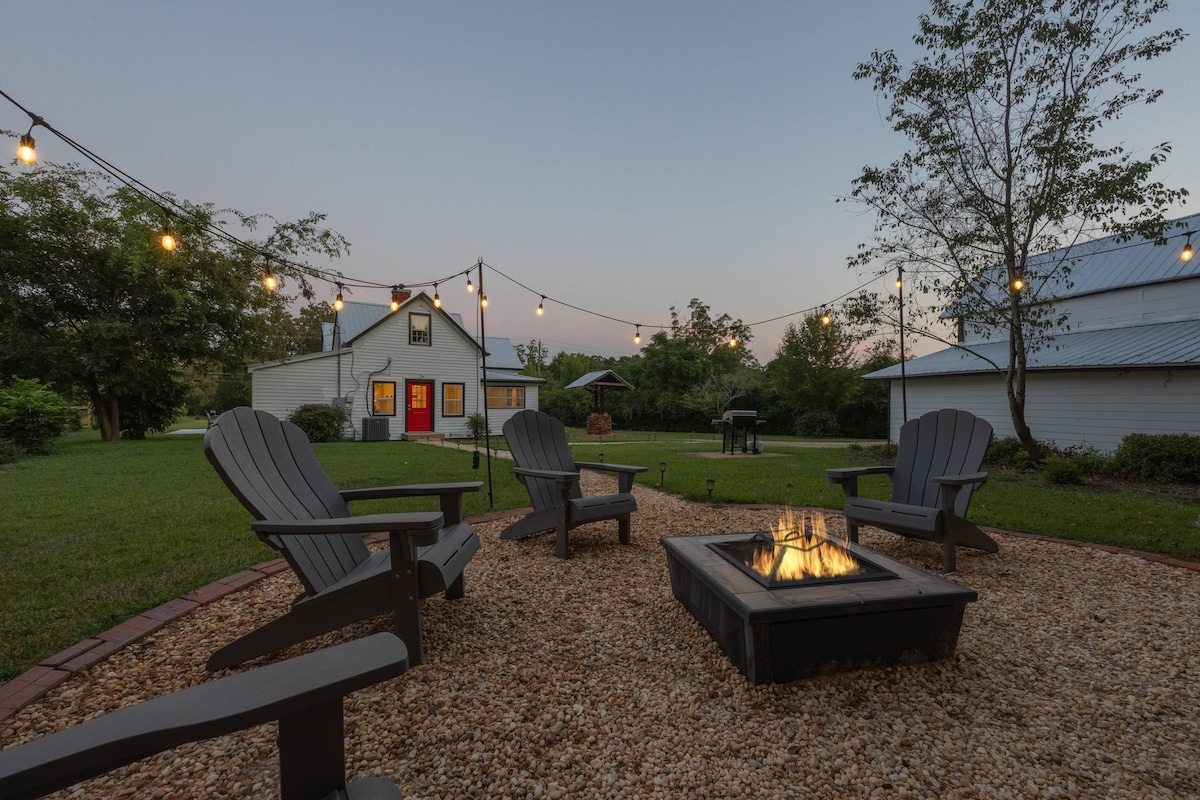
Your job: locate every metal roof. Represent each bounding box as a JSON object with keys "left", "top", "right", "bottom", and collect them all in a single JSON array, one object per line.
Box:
[
  {"left": 483, "top": 369, "right": 544, "bottom": 384},
  {"left": 477, "top": 337, "right": 524, "bottom": 370},
  {"left": 951, "top": 212, "right": 1200, "bottom": 316},
  {"left": 866, "top": 319, "right": 1200, "bottom": 380},
  {"left": 564, "top": 370, "right": 635, "bottom": 391}
]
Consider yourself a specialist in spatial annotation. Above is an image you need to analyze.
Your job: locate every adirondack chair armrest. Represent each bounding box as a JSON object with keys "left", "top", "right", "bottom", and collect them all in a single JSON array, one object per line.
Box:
[
  {"left": 825, "top": 465, "right": 895, "bottom": 499},
  {"left": 0, "top": 633, "right": 408, "bottom": 800},
  {"left": 341, "top": 482, "right": 483, "bottom": 525},
  {"left": 575, "top": 462, "right": 647, "bottom": 493},
  {"left": 512, "top": 466, "right": 579, "bottom": 484},
  {"left": 252, "top": 512, "right": 445, "bottom": 548},
  {"left": 930, "top": 472, "right": 989, "bottom": 488},
  {"left": 931, "top": 472, "right": 988, "bottom": 515}
]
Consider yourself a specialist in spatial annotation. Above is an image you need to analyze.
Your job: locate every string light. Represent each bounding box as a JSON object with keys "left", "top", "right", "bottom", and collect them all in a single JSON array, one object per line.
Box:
[
  {"left": 263, "top": 266, "right": 278, "bottom": 291},
  {"left": 820, "top": 308, "right": 832, "bottom": 326},
  {"left": 1182, "top": 232, "right": 1193, "bottom": 262},
  {"left": 728, "top": 335, "right": 737, "bottom": 347},
  {"left": 433, "top": 283, "right": 441, "bottom": 308},
  {"left": 1010, "top": 275, "right": 1025, "bottom": 292},
  {"left": 390, "top": 285, "right": 401, "bottom": 312},
  {"left": 537, "top": 296, "right": 545, "bottom": 316},
  {"left": 334, "top": 284, "right": 344, "bottom": 312},
  {"left": 480, "top": 293, "right": 488, "bottom": 308},
  {"left": 160, "top": 223, "right": 176, "bottom": 251},
  {"left": 17, "top": 131, "right": 36, "bottom": 164},
  {"left": 466, "top": 275, "right": 474, "bottom": 293},
  {"left": 634, "top": 325, "right": 641, "bottom": 345}
]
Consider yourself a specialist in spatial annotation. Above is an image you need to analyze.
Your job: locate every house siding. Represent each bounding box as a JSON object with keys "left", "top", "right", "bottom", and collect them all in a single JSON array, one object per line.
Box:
[
  {"left": 890, "top": 369, "right": 1200, "bottom": 452},
  {"left": 251, "top": 296, "right": 492, "bottom": 439}
]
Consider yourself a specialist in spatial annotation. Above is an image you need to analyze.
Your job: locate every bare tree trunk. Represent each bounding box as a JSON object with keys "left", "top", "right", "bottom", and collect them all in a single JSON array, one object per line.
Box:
[
  {"left": 91, "top": 390, "right": 121, "bottom": 443},
  {"left": 1005, "top": 295, "right": 1039, "bottom": 459}
]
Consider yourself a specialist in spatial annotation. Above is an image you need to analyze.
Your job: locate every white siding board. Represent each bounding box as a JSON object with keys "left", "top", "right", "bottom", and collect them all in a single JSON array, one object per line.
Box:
[{"left": 890, "top": 370, "right": 1200, "bottom": 451}]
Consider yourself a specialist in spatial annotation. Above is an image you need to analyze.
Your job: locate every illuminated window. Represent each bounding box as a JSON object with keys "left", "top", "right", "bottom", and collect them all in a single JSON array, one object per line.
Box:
[
  {"left": 410, "top": 313, "right": 431, "bottom": 345},
  {"left": 443, "top": 383, "right": 464, "bottom": 416},
  {"left": 373, "top": 382, "right": 396, "bottom": 415},
  {"left": 486, "top": 386, "right": 525, "bottom": 409}
]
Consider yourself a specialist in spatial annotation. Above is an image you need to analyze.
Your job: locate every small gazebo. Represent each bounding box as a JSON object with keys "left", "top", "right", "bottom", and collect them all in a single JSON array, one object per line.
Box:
[{"left": 564, "top": 369, "right": 634, "bottom": 435}]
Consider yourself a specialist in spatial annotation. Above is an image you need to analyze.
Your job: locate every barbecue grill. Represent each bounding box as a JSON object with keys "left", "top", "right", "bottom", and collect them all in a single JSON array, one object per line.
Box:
[{"left": 714, "top": 409, "right": 763, "bottom": 454}]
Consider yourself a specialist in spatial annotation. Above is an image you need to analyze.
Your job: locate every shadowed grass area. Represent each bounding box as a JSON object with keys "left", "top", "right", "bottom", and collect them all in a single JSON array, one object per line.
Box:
[{"left": 1, "top": 429, "right": 1196, "bottom": 681}]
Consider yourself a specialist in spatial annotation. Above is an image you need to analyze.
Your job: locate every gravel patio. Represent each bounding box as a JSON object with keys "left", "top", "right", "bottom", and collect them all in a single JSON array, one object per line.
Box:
[{"left": 3, "top": 476, "right": 1198, "bottom": 799}]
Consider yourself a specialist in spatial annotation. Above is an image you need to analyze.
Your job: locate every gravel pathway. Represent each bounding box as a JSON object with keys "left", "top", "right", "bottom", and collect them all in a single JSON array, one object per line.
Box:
[{"left": 3, "top": 477, "right": 1198, "bottom": 799}]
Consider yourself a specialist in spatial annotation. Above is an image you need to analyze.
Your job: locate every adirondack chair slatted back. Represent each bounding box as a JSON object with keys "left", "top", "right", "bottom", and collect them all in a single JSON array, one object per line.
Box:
[
  {"left": 205, "top": 407, "right": 370, "bottom": 595},
  {"left": 503, "top": 410, "right": 583, "bottom": 510},
  {"left": 892, "top": 409, "right": 992, "bottom": 517}
]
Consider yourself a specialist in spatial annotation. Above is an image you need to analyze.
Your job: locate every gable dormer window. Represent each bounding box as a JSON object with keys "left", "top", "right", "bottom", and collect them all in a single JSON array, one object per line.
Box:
[{"left": 410, "top": 313, "right": 431, "bottom": 345}]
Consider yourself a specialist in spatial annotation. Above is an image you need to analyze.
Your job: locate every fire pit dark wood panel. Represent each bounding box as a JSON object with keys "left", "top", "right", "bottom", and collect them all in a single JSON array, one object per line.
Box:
[{"left": 661, "top": 534, "right": 977, "bottom": 684}]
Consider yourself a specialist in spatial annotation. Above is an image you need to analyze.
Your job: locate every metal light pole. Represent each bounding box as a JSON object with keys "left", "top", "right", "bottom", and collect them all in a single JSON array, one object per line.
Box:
[
  {"left": 897, "top": 266, "right": 908, "bottom": 424},
  {"left": 477, "top": 258, "right": 493, "bottom": 507}
]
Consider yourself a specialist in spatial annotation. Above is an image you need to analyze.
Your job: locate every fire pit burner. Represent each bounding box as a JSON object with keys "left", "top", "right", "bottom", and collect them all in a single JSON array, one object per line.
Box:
[
  {"left": 662, "top": 532, "right": 977, "bottom": 684},
  {"left": 709, "top": 528, "right": 897, "bottom": 588}
]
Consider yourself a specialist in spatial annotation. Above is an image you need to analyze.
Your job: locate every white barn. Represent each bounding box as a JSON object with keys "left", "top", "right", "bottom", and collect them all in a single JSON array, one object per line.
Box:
[
  {"left": 250, "top": 290, "right": 543, "bottom": 440},
  {"left": 866, "top": 212, "right": 1200, "bottom": 452}
]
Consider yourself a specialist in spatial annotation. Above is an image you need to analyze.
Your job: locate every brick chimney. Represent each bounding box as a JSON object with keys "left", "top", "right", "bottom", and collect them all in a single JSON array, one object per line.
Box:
[{"left": 391, "top": 286, "right": 412, "bottom": 307}]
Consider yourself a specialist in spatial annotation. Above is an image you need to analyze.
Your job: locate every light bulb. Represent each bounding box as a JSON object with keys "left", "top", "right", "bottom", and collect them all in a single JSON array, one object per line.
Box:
[
  {"left": 537, "top": 296, "right": 545, "bottom": 316},
  {"left": 1183, "top": 241, "right": 1193, "bottom": 262},
  {"left": 160, "top": 229, "right": 176, "bottom": 251},
  {"left": 1011, "top": 277, "right": 1024, "bottom": 291},
  {"left": 390, "top": 298, "right": 400, "bottom": 312},
  {"left": 17, "top": 133, "right": 36, "bottom": 165},
  {"left": 895, "top": 277, "right": 902, "bottom": 289},
  {"left": 467, "top": 277, "right": 474, "bottom": 293},
  {"left": 433, "top": 291, "right": 441, "bottom": 308},
  {"left": 634, "top": 326, "right": 641, "bottom": 345},
  {"left": 263, "top": 270, "right": 277, "bottom": 291},
  {"left": 334, "top": 292, "right": 344, "bottom": 311},
  {"left": 480, "top": 294, "right": 488, "bottom": 308},
  {"left": 728, "top": 336, "right": 737, "bottom": 348},
  {"left": 821, "top": 311, "right": 832, "bottom": 326}
]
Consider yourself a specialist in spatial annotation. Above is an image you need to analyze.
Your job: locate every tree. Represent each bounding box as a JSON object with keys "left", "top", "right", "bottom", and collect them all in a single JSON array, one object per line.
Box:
[
  {"left": 680, "top": 369, "right": 758, "bottom": 421},
  {"left": 848, "top": 0, "right": 1187, "bottom": 456},
  {"left": 765, "top": 313, "right": 866, "bottom": 436},
  {"left": 0, "top": 156, "right": 349, "bottom": 440},
  {"left": 513, "top": 339, "right": 549, "bottom": 377}
]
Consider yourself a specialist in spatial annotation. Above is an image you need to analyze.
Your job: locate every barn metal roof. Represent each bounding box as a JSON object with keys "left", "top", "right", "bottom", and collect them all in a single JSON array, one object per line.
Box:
[
  {"left": 866, "top": 319, "right": 1200, "bottom": 380},
  {"left": 950, "top": 212, "right": 1200, "bottom": 316}
]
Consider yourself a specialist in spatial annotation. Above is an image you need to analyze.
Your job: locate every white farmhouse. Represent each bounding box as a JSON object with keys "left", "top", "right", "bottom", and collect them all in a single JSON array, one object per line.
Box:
[
  {"left": 249, "top": 289, "right": 543, "bottom": 440},
  {"left": 866, "top": 212, "right": 1200, "bottom": 451}
]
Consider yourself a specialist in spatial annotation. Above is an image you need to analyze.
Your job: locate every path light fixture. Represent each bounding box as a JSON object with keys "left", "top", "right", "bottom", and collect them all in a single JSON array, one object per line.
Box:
[
  {"left": 598, "top": 452, "right": 604, "bottom": 463},
  {"left": 706, "top": 477, "right": 715, "bottom": 499},
  {"left": 659, "top": 461, "right": 667, "bottom": 486}
]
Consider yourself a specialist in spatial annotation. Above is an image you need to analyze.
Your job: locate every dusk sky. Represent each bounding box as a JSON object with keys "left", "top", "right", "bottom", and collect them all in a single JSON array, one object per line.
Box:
[{"left": 4, "top": 1, "right": 1198, "bottom": 362}]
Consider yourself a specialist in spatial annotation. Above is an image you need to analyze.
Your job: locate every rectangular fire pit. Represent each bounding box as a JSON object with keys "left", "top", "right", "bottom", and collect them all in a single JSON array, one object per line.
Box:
[{"left": 661, "top": 532, "right": 977, "bottom": 684}]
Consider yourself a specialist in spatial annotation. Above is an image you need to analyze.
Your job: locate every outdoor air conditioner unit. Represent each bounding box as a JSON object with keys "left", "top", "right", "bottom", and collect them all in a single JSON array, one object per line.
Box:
[{"left": 361, "top": 417, "right": 390, "bottom": 442}]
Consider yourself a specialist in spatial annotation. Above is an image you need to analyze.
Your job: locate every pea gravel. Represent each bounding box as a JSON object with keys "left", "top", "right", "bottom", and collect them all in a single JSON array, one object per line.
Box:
[{"left": 3, "top": 476, "right": 1198, "bottom": 799}]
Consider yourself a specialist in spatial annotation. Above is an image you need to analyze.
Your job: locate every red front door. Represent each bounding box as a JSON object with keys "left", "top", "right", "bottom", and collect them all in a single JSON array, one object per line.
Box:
[{"left": 406, "top": 381, "right": 433, "bottom": 432}]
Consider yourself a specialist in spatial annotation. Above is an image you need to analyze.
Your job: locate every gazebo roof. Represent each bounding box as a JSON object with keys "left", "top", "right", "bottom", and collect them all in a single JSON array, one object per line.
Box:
[{"left": 564, "top": 370, "right": 635, "bottom": 392}]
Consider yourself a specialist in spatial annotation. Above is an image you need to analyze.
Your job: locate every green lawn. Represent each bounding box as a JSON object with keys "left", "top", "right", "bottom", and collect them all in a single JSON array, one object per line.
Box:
[{"left": 0, "top": 429, "right": 1195, "bottom": 681}]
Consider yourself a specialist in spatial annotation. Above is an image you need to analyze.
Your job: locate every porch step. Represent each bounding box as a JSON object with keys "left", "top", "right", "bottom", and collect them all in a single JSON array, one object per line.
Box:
[{"left": 401, "top": 432, "right": 445, "bottom": 442}]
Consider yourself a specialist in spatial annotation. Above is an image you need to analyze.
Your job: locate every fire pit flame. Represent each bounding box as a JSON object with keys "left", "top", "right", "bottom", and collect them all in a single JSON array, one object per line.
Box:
[{"left": 750, "top": 509, "right": 865, "bottom": 581}]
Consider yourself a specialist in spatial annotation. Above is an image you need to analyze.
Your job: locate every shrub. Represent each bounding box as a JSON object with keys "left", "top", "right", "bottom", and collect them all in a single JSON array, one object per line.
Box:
[
  {"left": 0, "top": 438, "right": 22, "bottom": 464},
  {"left": 795, "top": 410, "right": 839, "bottom": 438},
  {"left": 1042, "top": 455, "right": 1084, "bottom": 485},
  {"left": 984, "top": 436, "right": 1043, "bottom": 470},
  {"left": 0, "top": 379, "right": 74, "bottom": 453},
  {"left": 1058, "top": 444, "right": 1114, "bottom": 476},
  {"left": 1112, "top": 433, "right": 1200, "bottom": 483},
  {"left": 467, "top": 413, "right": 488, "bottom": 441},
  {"left": 288, "top": 404, "right": 348, "bottom": 443}
]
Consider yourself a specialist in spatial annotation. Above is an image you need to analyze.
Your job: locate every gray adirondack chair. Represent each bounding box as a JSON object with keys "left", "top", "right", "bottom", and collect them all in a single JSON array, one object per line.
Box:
[
  {"left": 0, "top": 633, "right": 409, "bottom": 800},
  {"left": 204, "top": 407, "right": 481, "bottom": 669},
  {"left": 501, "top": 409, "right": 647, "bottom": 558},
  {"left": 826, "top": 408, "right": 996, "bottom": 572}
]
